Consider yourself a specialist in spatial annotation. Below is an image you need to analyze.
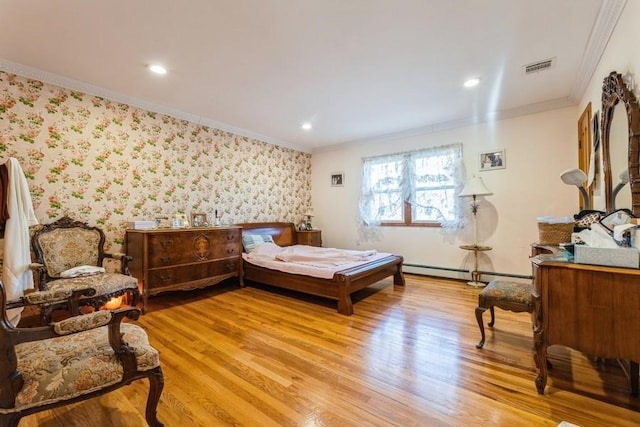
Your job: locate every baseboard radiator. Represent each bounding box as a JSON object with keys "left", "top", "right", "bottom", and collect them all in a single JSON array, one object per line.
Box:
[{"left": 402, "top": 263, "right": 533, "bottom": 281}]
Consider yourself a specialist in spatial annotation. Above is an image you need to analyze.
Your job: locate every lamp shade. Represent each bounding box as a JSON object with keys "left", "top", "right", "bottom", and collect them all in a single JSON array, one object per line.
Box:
[
  {"left": 458, "top": 176, "right": 493, "bottom": 197},
  {"left": 619, "top": 168, "right": 630, "bottom": 184},
  {"left": 559, "top": 168, "right": 588, "bottom": 186}
]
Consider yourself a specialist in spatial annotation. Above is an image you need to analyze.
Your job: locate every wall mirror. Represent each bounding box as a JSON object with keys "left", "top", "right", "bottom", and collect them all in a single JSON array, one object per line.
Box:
[{"left": 601, "top": 71, "right": 640, "bottom": 216}]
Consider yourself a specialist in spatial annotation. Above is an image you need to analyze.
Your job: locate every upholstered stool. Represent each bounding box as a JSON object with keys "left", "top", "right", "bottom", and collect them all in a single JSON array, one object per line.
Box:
[{"left": 475, "top": 280, "right": 534, "bottom": 349}]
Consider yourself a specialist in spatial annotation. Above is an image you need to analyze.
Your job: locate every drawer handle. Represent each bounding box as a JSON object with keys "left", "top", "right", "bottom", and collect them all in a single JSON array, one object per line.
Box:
[
  {"left": 226, "top": 261, "right": 237, "bottom": 270},
  {"left": 226, "top": 248, "right": 235, "bottom": 255},
  {"left": 160, "top": 257, "right": 173, "bottom": 264},
  {"left": 159, "top": 275, "right": 172, "bottom": 283},
  {"left": 226, "top": 234, "right": 236, "bottom": 241},
  {"left": 160, "top": 240, "right": 174, "bottom": 247}
]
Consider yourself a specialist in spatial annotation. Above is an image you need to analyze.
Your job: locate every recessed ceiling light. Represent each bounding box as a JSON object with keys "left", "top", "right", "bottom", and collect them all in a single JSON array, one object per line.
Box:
[
  {"left": 463, "top": 78, "right": 480, "bottom": 88},
  {"left": 149, "top": 64, "right": 167, "bottom": 75},
  {"left": 301, "top": 122, "right": 312, "bottom": 131}
]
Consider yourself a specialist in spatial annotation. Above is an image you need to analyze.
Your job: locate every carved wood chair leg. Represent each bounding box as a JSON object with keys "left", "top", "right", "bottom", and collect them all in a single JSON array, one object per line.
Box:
[
  {"left": 0, "top": 412, "right": 20, "bottom": 427},
  {"left": 630, "top": 361, "right": 639, "bottom": 396},
  {"left": 129, "top": 289, "right": 140, "bottom": 308},
  {"left": 145, "top": 367, "right": 165, "bottom": 427},
  {"left": 488, "top": 306, "right": 495, "bottom": 327},
  {"left": 475, "top": 306, "right": 487, "bottom": 349}
]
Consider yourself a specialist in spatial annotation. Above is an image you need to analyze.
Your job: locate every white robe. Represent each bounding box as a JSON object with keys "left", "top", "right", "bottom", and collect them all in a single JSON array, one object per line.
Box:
[{"left": 3, "top": 158, "right": 38, "bottom": 326}]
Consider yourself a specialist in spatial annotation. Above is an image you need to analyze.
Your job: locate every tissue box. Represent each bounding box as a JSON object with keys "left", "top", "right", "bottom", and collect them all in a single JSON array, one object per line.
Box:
[
  {"left": 126, "top": 220, "right": 157, "bottom": 230},
  {"left": 574, "top": 245, "right": 639, "bottom": 268}
]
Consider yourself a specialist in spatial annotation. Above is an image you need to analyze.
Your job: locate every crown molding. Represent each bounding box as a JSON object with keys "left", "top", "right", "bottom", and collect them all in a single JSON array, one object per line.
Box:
[
  {"left": 0, "top": 59, "right": 310, "bottom": 153},
  {"left": 569, "top": 0, "right": 627, "bottom": 102}
]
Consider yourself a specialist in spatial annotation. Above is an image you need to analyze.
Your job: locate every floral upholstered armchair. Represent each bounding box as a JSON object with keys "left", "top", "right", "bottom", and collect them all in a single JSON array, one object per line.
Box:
[
  {"left": 30, "top": 216, "right": 140, "bottom": 322},
  {"left": 1, "top": 281, "right": 164, "bottom": 426}
]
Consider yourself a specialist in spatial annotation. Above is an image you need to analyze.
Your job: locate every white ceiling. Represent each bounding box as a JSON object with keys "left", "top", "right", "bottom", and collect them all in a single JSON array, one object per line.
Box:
[{"left": 0, "top": 0, "right": 625, "bottom": 153}]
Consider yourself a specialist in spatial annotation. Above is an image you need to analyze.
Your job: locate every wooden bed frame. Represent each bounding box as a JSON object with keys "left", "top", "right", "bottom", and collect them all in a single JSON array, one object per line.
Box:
[{"left": 238, "top": 222, "right": 405, "bottom": 315}]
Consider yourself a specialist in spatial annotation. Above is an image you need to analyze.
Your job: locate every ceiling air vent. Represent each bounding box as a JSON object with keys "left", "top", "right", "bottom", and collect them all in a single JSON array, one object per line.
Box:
[{"left": 524, "top": 58, "right": 554, "bottom": 75}]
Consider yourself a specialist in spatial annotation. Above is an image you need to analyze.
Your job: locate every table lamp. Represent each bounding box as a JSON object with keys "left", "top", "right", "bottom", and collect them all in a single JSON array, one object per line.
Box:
[
  {"left": 304, "top": 210, "right": 314, "bottom": 230},
  {"left": 612, "top": 169, "right": 629, "bottom": 210},
  {"left": 560, "top": 168, "right": 591, "bottom": 210},
  {"left": 458, "top": 176, "right": 493, "bottom": 246}
]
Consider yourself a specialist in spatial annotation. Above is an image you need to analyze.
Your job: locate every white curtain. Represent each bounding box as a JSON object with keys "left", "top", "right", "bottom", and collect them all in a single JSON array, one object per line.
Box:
[{"left": 358, "top": 144, "right": 464, "bottom": 232}]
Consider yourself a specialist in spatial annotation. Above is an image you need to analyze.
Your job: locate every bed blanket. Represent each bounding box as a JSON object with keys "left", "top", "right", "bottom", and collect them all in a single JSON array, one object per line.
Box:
[
  {"left": 244, "top": 243, "right": 391, "bottom": 279},
  {"left": 274, "top": 246, "right": 377, "bottom": 267}
]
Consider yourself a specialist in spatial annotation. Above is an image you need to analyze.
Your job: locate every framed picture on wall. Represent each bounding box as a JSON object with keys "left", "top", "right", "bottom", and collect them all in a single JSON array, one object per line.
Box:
[
  {"left": 331, "top": 172, "right": 344, "bottom": 187},
  {"left": 479, "top": 149, "right": 506, "bottom": 171}
]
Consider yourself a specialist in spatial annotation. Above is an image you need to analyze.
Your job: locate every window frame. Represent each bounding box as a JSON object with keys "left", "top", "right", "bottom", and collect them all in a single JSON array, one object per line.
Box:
[{"left": 359, "top": 144, "right": 463, "bottom": 228}]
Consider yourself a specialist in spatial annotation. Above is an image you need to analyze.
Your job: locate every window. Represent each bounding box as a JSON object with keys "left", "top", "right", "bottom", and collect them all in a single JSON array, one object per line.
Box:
[{"left": 359, "top": 144, "right": 464, "bottom": 227}]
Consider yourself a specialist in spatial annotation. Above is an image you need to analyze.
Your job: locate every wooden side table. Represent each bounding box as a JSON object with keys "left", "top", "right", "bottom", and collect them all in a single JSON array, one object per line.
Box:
[
  {"left": 296, "top": 229, "right": 322, "bottom": 247},
  {"left": 459, "top": 244, "right": 492, "bottom": 287}
]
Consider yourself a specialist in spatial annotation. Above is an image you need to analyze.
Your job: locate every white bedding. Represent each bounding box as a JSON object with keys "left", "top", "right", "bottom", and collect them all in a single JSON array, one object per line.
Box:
[{"left": 243, "top": 243, "right": 393, "bottom": 279}]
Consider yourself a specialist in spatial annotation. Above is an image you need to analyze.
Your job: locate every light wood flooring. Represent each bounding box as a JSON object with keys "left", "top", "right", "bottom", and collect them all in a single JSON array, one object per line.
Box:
[{"left": 19, "top": 274, "right": 640, "bottom": 426}]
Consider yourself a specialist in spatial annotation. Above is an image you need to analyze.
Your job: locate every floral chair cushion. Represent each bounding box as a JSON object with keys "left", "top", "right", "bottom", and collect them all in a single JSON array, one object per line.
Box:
[
  {"left": 479, "top": 280, "right": 533, "bottom": 307},
  {"left": 7, "top": 323, "right": 159, "bottom": 413},
  {"left": 35, "top": 227, "right": 101, "bottom": 278},
  {"left": 45, "top": 273, "right": 138, "bottom": 298}
]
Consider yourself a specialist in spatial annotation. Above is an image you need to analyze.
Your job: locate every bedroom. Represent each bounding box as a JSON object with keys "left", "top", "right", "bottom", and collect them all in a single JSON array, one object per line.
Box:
[{"left": 1, "top": 0, "right": 640, "bottom": 425}]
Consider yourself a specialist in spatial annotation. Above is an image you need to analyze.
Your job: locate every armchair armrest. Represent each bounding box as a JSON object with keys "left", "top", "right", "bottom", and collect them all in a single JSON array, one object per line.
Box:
[
  {"left": 52, "top": 307, "right": 140, "bottom": 335},
  {"left": 5, "top": 287, "right": 96, "bottom": 309},
  {"left": 11, "top": 306, "right": 141, "bottom": 348},
  {"left": 52, "top": 309, "right": 113, "bottom": 335},
  {"left": 104, "top": 252, "right": 134, "bottom": 275},
  {"left": 29, "top": 262, "right": 47, "bottom": 289}
]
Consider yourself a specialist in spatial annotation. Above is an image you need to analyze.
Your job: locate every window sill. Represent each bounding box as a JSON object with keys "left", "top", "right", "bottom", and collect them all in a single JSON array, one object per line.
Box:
[{"left": 379, "top": 222, "right": 441, "bottom": 228}]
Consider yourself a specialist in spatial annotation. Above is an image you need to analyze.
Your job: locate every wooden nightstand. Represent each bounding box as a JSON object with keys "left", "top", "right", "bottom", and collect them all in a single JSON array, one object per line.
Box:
[{"left": 296, "top": 230, "right": 322, "bottom": 247}]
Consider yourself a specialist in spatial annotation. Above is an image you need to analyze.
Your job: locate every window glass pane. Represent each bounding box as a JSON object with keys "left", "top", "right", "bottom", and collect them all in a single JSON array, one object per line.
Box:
[
  {"left": 414, "top": 153, "right": 455, "bottom": 189},
  {"left": 414, "top": 188, "right": 456, "bottom": 221},
  {"left": 370, "top": 191, "right": 403, "bottom": 221},
  {"left": 369, "top": 160, "right": 403, "bottom": 191}
]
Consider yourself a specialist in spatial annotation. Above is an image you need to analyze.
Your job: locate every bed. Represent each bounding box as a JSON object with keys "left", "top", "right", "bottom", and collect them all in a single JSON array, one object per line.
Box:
[{"left": 238, "top": 222, "right": 405, "bottom": 315}]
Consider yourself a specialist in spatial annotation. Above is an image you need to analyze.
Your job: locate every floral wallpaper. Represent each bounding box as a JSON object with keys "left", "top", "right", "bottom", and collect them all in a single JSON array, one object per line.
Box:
[{"left": 0, "top": 71, "right": 311, "bottom": 256}]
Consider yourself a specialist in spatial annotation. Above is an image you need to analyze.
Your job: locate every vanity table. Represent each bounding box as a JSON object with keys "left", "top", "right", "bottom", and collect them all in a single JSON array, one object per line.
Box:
[
  {"left": 528, "top": 71, "right": 640, "bottom": 396},
  {"left": 531, "top": 256, "right": 640, "bottom": 395}
]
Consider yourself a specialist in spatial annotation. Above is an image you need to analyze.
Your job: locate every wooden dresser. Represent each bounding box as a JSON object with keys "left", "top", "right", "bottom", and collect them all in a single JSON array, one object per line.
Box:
[
  {"left": 296, "top": 230, "right": 322, "bottom": 247},
  {"left": 531, "top": 255, "right": 640, "bottom": 395},
  {"left": 126, "top": 226, "right": 242, "bottom": 312}
]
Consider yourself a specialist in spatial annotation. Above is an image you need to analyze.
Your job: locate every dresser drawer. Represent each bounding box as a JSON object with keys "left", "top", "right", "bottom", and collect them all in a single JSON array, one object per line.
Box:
[
  {"left": 146, "top": 259, "right": 240, "bottom": 290},
  {"left": 147, "top": 230, "right": 240, "bottom": 267}
]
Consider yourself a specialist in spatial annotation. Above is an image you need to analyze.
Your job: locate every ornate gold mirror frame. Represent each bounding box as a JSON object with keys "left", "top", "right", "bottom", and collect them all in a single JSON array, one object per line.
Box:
[{"left": 601, "top": 71, "right": 640, "bottom": 215}]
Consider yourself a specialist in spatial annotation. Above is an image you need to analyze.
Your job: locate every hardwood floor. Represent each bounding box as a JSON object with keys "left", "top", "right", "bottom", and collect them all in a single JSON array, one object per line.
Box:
[{"left": 19, "top": 274, "right": 640, "bottom": 426}]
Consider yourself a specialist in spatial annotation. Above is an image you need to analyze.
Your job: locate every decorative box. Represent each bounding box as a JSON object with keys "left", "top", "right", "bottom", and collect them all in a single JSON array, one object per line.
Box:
[
  {"left": 574, "top": 245, "right": 639, "bottom": 269},
  {"left": 126, "top": 220, "right": 157, "bottom": 230}
]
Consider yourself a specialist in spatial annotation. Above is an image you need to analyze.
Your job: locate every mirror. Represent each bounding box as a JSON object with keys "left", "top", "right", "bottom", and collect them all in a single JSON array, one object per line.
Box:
[
  {"left": 601, "top": 71, "right": 640, "bottom": 216},
  {"left": 609, "top": 101, "right": 630, "bottom": 210}
]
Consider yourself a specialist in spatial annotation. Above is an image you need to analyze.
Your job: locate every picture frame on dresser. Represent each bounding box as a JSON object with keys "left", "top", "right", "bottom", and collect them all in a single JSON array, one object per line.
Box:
[{"left": 190, "top": 212, "right": 208, "bottom": 227}]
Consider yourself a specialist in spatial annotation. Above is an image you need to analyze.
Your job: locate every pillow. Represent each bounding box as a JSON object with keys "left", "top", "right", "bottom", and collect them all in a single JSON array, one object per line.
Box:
[
  {"left": 60, "top": 265, "right": 106, "bottom": 278},
  {"left": 242, "top": 234, "right": 275, "bottom": 253},
  {"left": 250, "top": 242, "right": 283, "bottom": 257}
]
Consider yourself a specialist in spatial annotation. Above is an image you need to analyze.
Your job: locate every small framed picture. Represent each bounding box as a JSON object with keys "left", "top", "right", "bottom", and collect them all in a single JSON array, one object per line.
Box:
[
  {"left": 331, "top": 172, "right": 344, "bottom": 187},
  {"left": 190, "top": 212, "right": 208, "bottom": 228},
  {"left": 479, "top": 149, "right": 506, "bottom": 171}
]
